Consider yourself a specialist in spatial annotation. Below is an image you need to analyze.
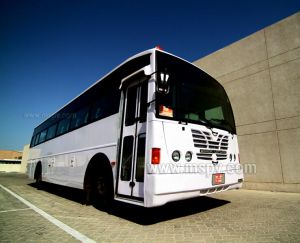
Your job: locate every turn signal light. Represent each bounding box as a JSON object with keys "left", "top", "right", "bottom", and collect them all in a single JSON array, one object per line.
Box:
[{"left": 151, "top": 148, "right": 161, "bottom": 164}]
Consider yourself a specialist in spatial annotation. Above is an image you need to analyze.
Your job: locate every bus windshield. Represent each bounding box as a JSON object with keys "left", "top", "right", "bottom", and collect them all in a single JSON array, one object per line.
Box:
[{"left": 156, "top": 51, "right": 236, "bottom": 134}]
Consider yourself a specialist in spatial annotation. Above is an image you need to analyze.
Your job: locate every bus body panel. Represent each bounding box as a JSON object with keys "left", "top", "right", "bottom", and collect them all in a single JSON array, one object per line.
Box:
[
  {"left": 28, "top": 114, "right": 119, "bottom": 189},
  {"left": 145, "top": 177, "right": 241, "bottom": 207},
  {"left": 144, "top": 119, "right": 243, "bottom": 207}
]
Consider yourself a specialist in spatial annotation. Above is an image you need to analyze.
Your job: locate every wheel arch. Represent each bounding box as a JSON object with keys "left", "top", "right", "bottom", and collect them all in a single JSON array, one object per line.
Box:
[
  {"left": 34, "top": 161, "right": 42, "bottom": 180},
  {"left": 83, "top": 153, "right": 114, "bottom": 191}
]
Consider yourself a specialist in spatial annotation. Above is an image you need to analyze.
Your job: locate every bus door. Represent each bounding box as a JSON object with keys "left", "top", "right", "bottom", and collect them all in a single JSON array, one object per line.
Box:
[{"left": 117, "top": 80, "right": 148, "bottom": 200}]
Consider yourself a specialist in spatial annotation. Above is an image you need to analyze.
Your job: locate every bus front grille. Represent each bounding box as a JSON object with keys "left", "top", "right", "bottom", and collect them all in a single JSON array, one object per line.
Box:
[{"left": 191, "top": 129, "right": 228, "bottom": 161}]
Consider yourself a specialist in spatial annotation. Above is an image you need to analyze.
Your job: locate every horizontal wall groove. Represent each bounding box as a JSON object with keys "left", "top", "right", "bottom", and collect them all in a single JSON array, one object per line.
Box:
[
  {"left": 268, "top": 46, "right": 300, "bottom": 61},
  {"left": 276, "top": 114, "right": 300, "bottom": 121},
  {"left": 210, "top": 47, "right": 300, "bottom": 84},
  {"left": 238, "top": 126, "right": 300, "bottom": 137},
  {"left": 236, "top": 115, "right": 300, "bottom": 131},
  {"left": 269, "top": 55, "right": 300, "bottom": 69},
  {"left": 211, "top": 46, "right": 300, "bottom": 79},
  {"left": 221, "top": 67, "right": 269, "bottom": 85},
  {"left": 215, "top": 59, "right": 268, "bottom": 79},
  {"left": 238, "top": 130, "right": 276, "bottom": 137},
  {"left": 237, "top": 119, "right": 275, "bottom": 127}
]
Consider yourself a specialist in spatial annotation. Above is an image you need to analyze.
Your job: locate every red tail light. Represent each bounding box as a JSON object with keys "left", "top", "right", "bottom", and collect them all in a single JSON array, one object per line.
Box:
[{"left": 151, "top": 148, "right": 161, "bottom": 164}]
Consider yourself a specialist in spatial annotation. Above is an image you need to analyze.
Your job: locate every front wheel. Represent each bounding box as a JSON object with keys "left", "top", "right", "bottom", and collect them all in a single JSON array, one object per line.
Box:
[{"left": 84, "top": 169, "right": 114, "bottom": 209}]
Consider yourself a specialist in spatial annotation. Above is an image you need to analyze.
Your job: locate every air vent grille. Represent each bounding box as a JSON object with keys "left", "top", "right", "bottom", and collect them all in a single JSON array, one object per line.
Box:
[{"left": 191, "top": 129, "right": 229, "bottom": 160}]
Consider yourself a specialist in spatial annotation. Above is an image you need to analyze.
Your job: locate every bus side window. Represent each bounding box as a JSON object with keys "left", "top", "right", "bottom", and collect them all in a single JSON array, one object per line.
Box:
[
  {"left": 34, "top": 133, "right": 40, "bottom": 146},
  {"left": 38, "top": 129, "right": 47, "bottom": 143},
  {"left": 30, "top": 135, "right": 35, "bottom": 147},
  {"left": 46, "top": 123, "right": 57, "bottom": 140},
  {"left": 70, "top": 107, "right": 90, "bottom": 130},
  {"left": 57, "top": 117, "right": 71, "bottom": 136},
  {"left": 91, "top": 98, "right": 105, "bottom": 121},
  {"left": 90, "top": 89, "right": 120, "bottom": 122}
]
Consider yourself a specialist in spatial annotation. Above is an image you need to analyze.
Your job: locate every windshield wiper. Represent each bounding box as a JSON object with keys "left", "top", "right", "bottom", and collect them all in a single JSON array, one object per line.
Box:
[
  {"left": 197, "top": 118, "right": 213, "bottom": 129},
  {"left": 207, "top": 118, "right": 234, "bottom": 132},
  {"left": 178, "top": 116, "right": 212, "bottom": 129}
]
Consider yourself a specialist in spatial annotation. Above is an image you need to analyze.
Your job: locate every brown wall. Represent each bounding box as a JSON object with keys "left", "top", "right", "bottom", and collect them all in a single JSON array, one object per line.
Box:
[{"left": 0, "top": 150, "right": 22, "bottom": 160}]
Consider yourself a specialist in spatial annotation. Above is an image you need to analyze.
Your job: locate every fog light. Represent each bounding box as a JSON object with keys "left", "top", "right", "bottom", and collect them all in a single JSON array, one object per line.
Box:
[
  {"left": 172, "top": 150, "right": 180, "bottom": 162},
  {"left": 185, "top": 151, "right": 192, "bottom": 162}
]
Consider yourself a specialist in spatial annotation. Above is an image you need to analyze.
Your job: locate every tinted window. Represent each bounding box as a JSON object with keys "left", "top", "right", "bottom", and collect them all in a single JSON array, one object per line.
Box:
[
  {"left": 46, "top": 124, "right": 57, "bottom": 140},
  {"left": 139, "top": 81, "right": 148, "bottom": 123},
  {"left": 121, "top": 136, "right": 134, "bottom": 181},
  {"left": 39, "top": 129, "right": 47, "bottom": 143},
  {"left": 30, "top": 135, "right": 35, "bottom": 147},
  {"left": 57, "top": 117, "right": 71, "bottom": 136},
  {"left": 31, "top": 54, "right": 149, "bottom": 138},
  {"left": 34, "top": 133, "right": 40, "bottom": 146},
  {"left": 90, "top": 96, "right": 108, "bottom": 121},
  {"left": 70, "top": 107, "right": 89, "bottom": 130},
  {"left": 125, "top": 86, "right": 137, "bottom": 126},
  {"left": 135, "top": 135, "right": 145, "bottom": 182},
  {"left": 156, "top": 51, "right": 236, "bottom": 134},
  {"left": 91, "top": 90, "right": 120, "bottom": 122}
]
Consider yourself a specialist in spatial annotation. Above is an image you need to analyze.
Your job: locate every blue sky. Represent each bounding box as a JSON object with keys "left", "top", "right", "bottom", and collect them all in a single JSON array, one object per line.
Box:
[{"left": 1, "top": 0, "right": 299, "bottom": 151}]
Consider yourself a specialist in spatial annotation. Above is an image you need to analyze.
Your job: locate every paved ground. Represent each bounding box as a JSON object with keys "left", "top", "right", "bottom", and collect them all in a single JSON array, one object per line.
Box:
[{"left": 0, "top": 173, "right": 299, "bottom": 243}]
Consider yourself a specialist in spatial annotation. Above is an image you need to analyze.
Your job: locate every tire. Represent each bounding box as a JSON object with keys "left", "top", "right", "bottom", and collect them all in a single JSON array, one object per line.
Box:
[
  {"left": 84, "top": 155, "right": 114, "bottom": 209},
  {"left": 93, "top": 171, "right": 113, "bottom": 209}
]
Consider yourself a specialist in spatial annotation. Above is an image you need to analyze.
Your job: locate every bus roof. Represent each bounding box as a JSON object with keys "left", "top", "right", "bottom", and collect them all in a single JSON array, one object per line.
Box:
[{"left": 32, "top": 48, "right": 204, "bottom": 132}]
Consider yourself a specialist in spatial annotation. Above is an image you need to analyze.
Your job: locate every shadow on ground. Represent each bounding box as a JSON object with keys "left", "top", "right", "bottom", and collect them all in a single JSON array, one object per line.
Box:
[
  {"left": 109, "top": 196, "right": 229, "bottom": 225},
  {"left": 29, "top": 182, "right": 230, "bottom": 225},
  {"left": 29, "top": 182, "right": 84, "bottom": 204}
]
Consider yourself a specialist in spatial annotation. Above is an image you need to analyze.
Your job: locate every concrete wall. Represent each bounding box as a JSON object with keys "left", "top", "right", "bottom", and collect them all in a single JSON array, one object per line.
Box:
[
  {"left": 194, "top": 12, "right": 300, "bottom": 192},
  {"left": 0, "top": 145, "right": 29, "bottom": 173},
  {"left": 0, "top": 164, "right": 23, "bottom": 173},
  {"left": 20, "top": 144, "right": 29, "bottom": 173}
]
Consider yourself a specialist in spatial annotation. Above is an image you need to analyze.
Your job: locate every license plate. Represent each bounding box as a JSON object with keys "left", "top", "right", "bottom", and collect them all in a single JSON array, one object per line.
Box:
[{"left": 212, "top": 173, "right": 225, "bottom": 185}]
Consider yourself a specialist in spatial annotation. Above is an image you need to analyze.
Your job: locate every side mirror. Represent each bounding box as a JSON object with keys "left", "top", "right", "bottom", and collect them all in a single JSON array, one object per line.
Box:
[{"left": 157, "top": 71, "right": 170, "bottom": 94}]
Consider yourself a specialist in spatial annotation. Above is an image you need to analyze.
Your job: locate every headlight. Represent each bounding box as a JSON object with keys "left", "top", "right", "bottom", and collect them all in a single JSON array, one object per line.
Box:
[
  {"left": 185, "top": 151, "right": 192, "bottom": 162},
  {"left": 172, "top": 150, "right": 181, "bottom": 162}
]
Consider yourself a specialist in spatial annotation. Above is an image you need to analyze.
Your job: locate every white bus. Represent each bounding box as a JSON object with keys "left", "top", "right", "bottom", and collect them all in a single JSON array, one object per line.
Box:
[{"left": 27, "top": 48, "right": 243, "bottom": 207}]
